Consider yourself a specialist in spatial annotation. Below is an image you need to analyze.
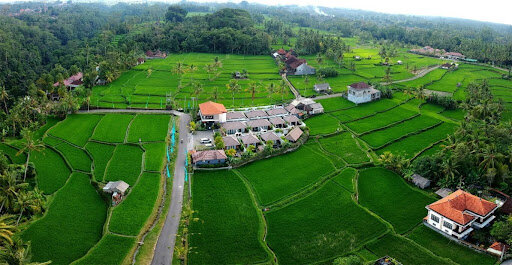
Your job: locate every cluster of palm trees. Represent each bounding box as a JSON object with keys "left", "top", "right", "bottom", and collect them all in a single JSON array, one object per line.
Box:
[
  {"left": 0, "top": 128, "right": 48, "bottom": 264},
  {"left": 380, "top": 81, "right": 512, "bottom": 191}
]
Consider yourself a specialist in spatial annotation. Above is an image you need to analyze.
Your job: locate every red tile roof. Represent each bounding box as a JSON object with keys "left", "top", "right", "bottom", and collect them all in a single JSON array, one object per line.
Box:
[
  {"left": 53, "top": 72, "right": 83, "bottom": 87},
  {"left": 427, "top": 189, "right": 497, "bottom": 225},
  {"left": 489, "top": 242, "right": 509, "bottom": 252},
  {"left": 349, "top": 82, "right": 371, "bottom": 89},
  {"left": 277, "top": 49, "right": 286, "bottom": 55},
  {"left": 199, "top": 101, "right": 227, "bottom": 115}
]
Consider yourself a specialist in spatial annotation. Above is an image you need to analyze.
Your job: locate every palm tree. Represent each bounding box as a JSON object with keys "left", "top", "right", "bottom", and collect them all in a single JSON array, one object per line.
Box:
[
  {"left": 172, "top": 62, "right": 186, "bottom": 76},
  {"left": 213, "top": 56, "right": 222, "bottom": 68},
  {"left": 247, "top": 82, "right": 259, "bottom": 105},
  {"left": 211, "top": 87, "right": 219, "bottom": 102},
  {"left": 16, "top": 129, "right": 44, "bottom": 182},
  {"left": 147, "top": 68, "right": 153, "bottom": 78},
  {"left": 226, "top": 79, "right": 240, "bottom": 107},
  {"left": 279, "top": 80, "right": 287, "bottom": 101},
  {"left": 14, "top": 191, "right": 34, "bottom": 225},
  {"left": 316, "top": 53, "right": 323, "bottom": 65},
  {"left": 192, "top": 82, "right": 203, "bottom": 103},
  {"left": 266, "top": 83, "right": 276, "bottom": 104},
  {"left": 479, "top": 145, "right": 504, "bottom": 173},
  {"left": 0, "top": 215, "right": 15, "bottom": 245},
  {"left": 0, "top": 86, "right": 9, "bottom": 114},
  {"left": 303, "top": 76, "right": 310, "bottom": 96},
  {"left": 0, "top": 172, "right": 29, "bottom": 214},
  {"left": 0, "top": 238, "right": 51, "bottom": 265}
]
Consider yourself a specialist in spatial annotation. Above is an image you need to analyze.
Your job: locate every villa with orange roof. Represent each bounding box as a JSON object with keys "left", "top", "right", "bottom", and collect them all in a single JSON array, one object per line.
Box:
[
  {"left": 198, "top": 101, "right": 227, "bottom": 128},
  {"left": 425, "top": 189, "right": 498, "bottom": 239}
]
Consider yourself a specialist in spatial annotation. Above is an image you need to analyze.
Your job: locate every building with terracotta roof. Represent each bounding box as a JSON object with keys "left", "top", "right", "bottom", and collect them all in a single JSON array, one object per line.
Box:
[
  {"left": 191, "top": 150, "right": 227, "bottom": 165},
  {"left": 53, "top": 72, "right": 83, "bottom": 90},
  {"left": 487, "top": 241, "right": 509, "bottom": 257},
  {"left": 347, "top": 82, "right": 381, "bottom": 104},
  {"left": 425, "top": 189, "right": 498, "bottom": 239},
  {"left": 198, "top": 101, "right": 227, "bottom": 127}
]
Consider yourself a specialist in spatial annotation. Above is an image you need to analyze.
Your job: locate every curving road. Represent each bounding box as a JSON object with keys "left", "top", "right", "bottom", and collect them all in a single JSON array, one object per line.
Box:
[{"left": 151, "top": 112, "right": 191, "bottom": 265}]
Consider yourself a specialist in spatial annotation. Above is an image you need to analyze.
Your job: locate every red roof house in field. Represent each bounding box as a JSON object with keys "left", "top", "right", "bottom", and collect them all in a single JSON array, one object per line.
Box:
[
  {"left": 198, "top": 101, "right": 227, "bottom": 126},
  {"left": 145, "top": 50, "right": 167, "bottom": 59},
  {"left": 53, "top": 72, "right": 83, "bottom": 90},
  {"left": 277, "top": 48, "right": 286, "bottom": 55},
  {"left": 425, "top": 189, "right": 498, "bottom": 239}
]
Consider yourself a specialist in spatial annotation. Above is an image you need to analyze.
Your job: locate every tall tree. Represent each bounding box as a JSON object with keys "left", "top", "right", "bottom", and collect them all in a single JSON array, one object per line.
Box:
[{"left": 16, "top": 129, "right": 44, "bottom": 182}]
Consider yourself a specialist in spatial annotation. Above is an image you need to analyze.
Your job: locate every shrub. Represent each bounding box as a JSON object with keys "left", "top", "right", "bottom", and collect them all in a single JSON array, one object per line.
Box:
[{"left": 317, "top": 67, "right": 338, "bottom": 78}]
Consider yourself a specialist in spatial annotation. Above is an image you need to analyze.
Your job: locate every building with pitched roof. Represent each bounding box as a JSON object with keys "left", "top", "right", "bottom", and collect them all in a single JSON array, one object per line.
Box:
[
  {"left": 347, "top": 82, "right": 381, "bottom": 104},
  {"left": 245, "top": 109, "right": 268, "bottom": 119},
  {"left": 222, "top": 136, "right": 240, "bottom": 150},
  {"left": 53, "top": 72, "right": 83, "bottom": 90},
  {"left": 411, "top": 174, "right": 431, "bottom": 189},
  {"left": 260, "top": 131, "right": 281, "bottom": 146},
  {"left": 266, "top": 107, "right": 288, "bottom": 117},
  {"left": 226, "top": 111, "right": 247, "bottom": 122},
  {"left": 240, "top": 134, "right": 261, "bottom": 148},
  {"left": 246, "top": 119, "right": 271, "bottom": 132},
  {"left": 285, "top": 126, "right": 303, "bottom": 142},
  {"left": 487, "top": 242, "right": 509, "bottom": 257},
  {"left": 221, "top": 121, "right": 246, "bottom": 135},
  {"left": 283, "top": 115, "right": 301, "bottom": 126},
  {"left": 191, "top": 150, "right": 227, "bottom": 165},
  {"left": 269, "top": 117, "right": 286, "bottom": 128},
  {"left": 425, "top": 189, "right": 498, "bottom": 239},
  {"left": 314, "top": 83, "right": 331, "bottom": 93},
  {"left": 198, "top": 101, "right": 227, "bottom": 127}
]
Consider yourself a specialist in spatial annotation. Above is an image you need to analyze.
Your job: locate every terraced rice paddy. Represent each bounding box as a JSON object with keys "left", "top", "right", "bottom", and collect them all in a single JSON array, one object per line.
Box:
[
  {"left": 22, "top": 113, "right": 172, "bottom": 264},
  {"left": 90, "top": 53, "right": 294, "bottom": 108}
]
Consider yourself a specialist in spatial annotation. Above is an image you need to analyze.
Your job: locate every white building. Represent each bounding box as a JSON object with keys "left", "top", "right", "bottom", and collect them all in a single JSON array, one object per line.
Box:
[
  {"left": 347, "top": 82, "right": 381, "bottom": 104},
  {"left": 198, "top": 101, "right": 227, "bottom": 128},
  {"left": 294, "top": 63, "right": 316, "bottom": 75},
  {"left": 425, "top": 189, "right": 498, "bottom": 240}
]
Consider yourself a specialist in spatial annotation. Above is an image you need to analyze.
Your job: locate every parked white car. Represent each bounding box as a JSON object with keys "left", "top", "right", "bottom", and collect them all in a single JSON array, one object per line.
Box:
[{"left": 200, "top": 138, "right": 211, "bottom": 144}]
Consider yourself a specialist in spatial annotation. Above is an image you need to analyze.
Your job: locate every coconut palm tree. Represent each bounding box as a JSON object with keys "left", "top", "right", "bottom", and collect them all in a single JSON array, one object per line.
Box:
[
  {"left": 192, "top": 82, "right": 203, "bottom": 104},
  {"left": 0, "top": 172, "right": 29, "bottom": 214},
  {"left": 226, "top": 79, "right": 240, "bottom": 107},
  {"left": 316, "top": 53, "right": 323, "bottom": 65},
  {"left": 211, "top": 87, "right": 219, "bottom": 102},
  {"left": 479, "top": 144, "right": 504, "bottom": 173},
  {"left": 14, "top": 191, "right": 34, "bottom": 225},
  {"left": 16, "top": 129, "right": 44, "bottom": 182},
  {"left": 279, "top": 80, "right": 287, "bottom": 101},
  {"left": 247, "top": 82, "right": 259, "bottom": 105},
  {"left": 0, "top": 86, "right": 9, "bottom": 114},
  {"left": 266, "top": 83, "right": 276, "bottom": 104},
  {"left": 0, "top": 238, "right": 51, "bottom": 265},
  {"left": 172, "top": 62, "right": 186, "bottom": 76},
  {"left": 0, "top": 215, "right": 16, "bottom": 245}
]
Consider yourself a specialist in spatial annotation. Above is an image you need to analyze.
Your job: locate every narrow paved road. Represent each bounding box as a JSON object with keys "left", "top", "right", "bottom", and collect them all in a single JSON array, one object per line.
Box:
[
  {"left": 381, "top": 65, "right": 440, "bottom": 85},
  {"left": 151, "top": 112, "right": 191, "bottom": 265},
  {"left": 282, "top": 73, "right": 301, "bottom": 99}
]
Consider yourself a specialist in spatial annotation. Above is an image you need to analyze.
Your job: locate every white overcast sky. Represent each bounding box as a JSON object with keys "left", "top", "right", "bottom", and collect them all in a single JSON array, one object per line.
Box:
[
  {"left": 193, "top": 0, "right": 512, "bottom": 25},
  {"left": 2, "top": 0, "right": 512, "bottom": 25}
]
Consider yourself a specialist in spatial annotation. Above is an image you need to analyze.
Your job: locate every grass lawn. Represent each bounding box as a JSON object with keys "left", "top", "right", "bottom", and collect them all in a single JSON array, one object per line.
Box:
[
  {"left": 189, "top": 170, "right": 270, "bottom": 265},
  {"left": 91, "top": 114, "right": 134, "bottom": 143},
  {"left": 366, "top": 233, "right": 452, "bottom": 265},
  {"left": 144, "top": 142, "right": 167, "bottom": 172},
  {"left": 332, "top": 167, "right": 357, "bottom": 192},
  {"left": 109, "top": 172, "right": 160, "bottom": 236},
  {"left": 316, "top": 97, "right": 355, "bottom": 112},
  {"left": 358, "top": 168, "right": 435, "bottom": 234},
  {"left": 31, "top": 148, "right": 71, "bottom": 194},
  {"left": 441, "top": 109, "right": 465, "bottom": 121},
  {"left": 238, "top": 146, "right": 336, "bottom": 205},
  {"left": 127, "top": 115, "right": 170, "bottom": 143},
  {"left": 72, "top": 234, "right": 135, "bottom": 265},
  {"left": 33, "top": 117, "right": 60, "bottom": 140},
  {"left": 376, "top": 122, "right": 456, "bottom": 158},
  {"left": 85, "top": 142, "right": 116, "bottom": 182},
  {"left": 53, "top": 141, "right": 92, "bottom": 172},
  {"left": 318, "top": 133, "right": 370, "bottom": 165},
  {"left": 345, "top": 106, "right": 418, "bottom": 134},
  {"left": 23, "top": 172, "right": 107, "bottom": 265},
  {"left": 407, "top": 225, "right": 497, "bottom": 265},
  {"left": 104, "top": 144, "right": 143, "bottom": 186},
  {"left": 265, "top": 181, "right": 387, "bottom": 264},
  {"left": 48, "top": 114, "right": 102, "bottom": 146},
  {"left": 306, "top": 114, "right": 342, "bottom": 136},
  {"left": 360, "top": 115, "right": 441, "bottom": 149}
]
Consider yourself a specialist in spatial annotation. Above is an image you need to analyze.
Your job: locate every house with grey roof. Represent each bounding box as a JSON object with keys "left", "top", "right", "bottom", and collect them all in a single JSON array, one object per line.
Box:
[
  {"left": 266, "top": 107, "right": 288, "bottom": 117},
  {"left": 314, "top": 83, "right": 331, "bottom": 94},
  {"left": 221, "top": 121, "right": 247, "bottom": 135},
  {"left": 191, "top": 150, "right": 227, "bottom": 166},
  {"left": 103, "top": 181, "right": 129, "bottom": 195},
  {"left": 245, "top": 110, "right": 268, "bottom": 119},
  {"left": 222, "top": 135, "right": 240, "bottom": 150},
  {"left": 283, "top": 115, "right": 301, "bottom": 126},
  {"left": 241, "top": 134, "right": 261, "bottom": 148},
  {"left": 246, "top": 119, "right": 272, "bottom": 132},
  {"left": 269, "top": 117, "right": 286, "bottom": 128},
  {"left": 226, "top": 111, "right": 247, "bottom": 122},
  {"left": 285, "top": 104, "right": 301, "bottom": 116},
  {"left": 260, "top": 131, "right": 281, "bottom": 146},
  {"left": 435, "top": 188, "right": 453, "bottom": 198},
  {"left": 411, "top": 174, "right": 431, "bottom": 189}
]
